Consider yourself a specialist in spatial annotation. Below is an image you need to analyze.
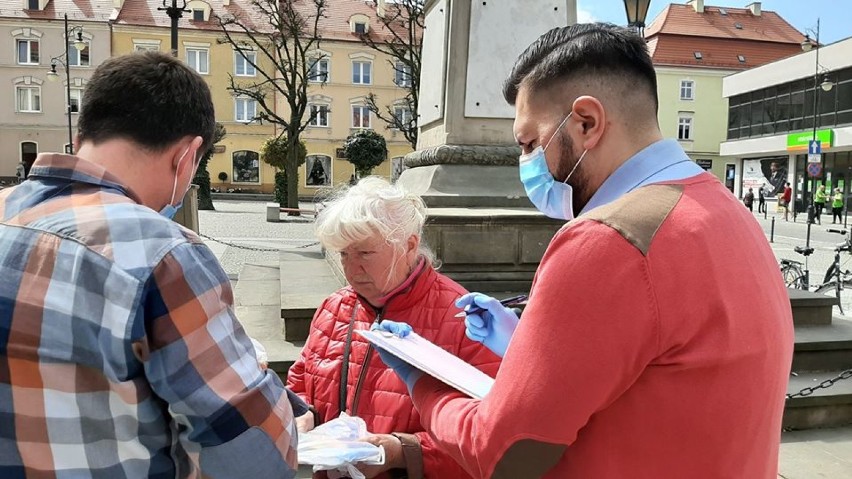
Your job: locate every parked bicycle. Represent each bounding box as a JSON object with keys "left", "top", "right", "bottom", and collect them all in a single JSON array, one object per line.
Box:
[{"left": 780, "top": 228, "right": 852, "bottom": 315}]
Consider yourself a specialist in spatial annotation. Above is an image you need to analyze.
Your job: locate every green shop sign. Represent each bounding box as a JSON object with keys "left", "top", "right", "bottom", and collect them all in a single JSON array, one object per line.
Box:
[{"left": 786, "top": 129, "right": 833, "bottom": 151}]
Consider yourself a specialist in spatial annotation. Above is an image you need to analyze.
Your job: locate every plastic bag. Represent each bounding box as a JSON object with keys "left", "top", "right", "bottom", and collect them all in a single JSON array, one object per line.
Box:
[{"left": 298, "top": 413, "right": 384, "bottom": 479}]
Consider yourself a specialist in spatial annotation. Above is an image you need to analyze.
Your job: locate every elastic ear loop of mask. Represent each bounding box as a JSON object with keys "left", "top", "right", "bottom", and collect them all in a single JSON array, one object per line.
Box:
[{"left": 169, "top": 146, "right": 191, "bottom": 205}]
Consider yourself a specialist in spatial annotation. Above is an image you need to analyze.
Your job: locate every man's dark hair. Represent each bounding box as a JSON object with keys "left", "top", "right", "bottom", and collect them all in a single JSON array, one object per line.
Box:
[
  {"left": 503, "top": 23, "right": 658, "bottom": 113},
  {"left": 78, "top": 51, "right": 215, "bottom": 154}
]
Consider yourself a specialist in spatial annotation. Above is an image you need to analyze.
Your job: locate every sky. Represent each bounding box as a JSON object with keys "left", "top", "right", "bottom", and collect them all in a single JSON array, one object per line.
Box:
[{"left": 577, "top": 0, "right": 852, "bottom": 45}]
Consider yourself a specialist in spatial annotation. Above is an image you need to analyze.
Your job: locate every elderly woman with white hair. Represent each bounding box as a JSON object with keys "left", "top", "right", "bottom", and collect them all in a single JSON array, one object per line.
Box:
[{"left": 287, "top": 177, "right": 500, "bottom": 479}]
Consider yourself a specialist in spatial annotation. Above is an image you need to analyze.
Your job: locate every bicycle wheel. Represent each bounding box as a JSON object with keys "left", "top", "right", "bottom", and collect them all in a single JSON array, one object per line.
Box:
[
  {"left": 780, "top": 263, "right": 805, "bottom": 289},
  {"left": 815, "top": 280, "right": 852, "bottom": 316}
]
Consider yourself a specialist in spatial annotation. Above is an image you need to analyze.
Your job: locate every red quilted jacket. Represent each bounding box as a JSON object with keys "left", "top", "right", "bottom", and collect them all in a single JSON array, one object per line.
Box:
[{"left": 287, "top": 263, "right": 501, "bottom": 478}]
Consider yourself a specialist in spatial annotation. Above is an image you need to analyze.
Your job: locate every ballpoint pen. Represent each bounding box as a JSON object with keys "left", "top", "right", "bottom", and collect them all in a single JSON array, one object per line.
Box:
[{"left": 454, "top": 294, "right": 528, "bottom": 318}]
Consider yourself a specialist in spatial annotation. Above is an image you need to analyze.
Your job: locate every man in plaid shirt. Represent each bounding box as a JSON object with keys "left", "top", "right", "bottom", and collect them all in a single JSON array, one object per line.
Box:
[{"left": 0, "top": 52, "right": 302, "bottom": 478}]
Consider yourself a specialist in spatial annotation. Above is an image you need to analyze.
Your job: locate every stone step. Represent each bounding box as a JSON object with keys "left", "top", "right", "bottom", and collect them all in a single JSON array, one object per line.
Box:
[
  {"left": 789, "top": 287, "right": 837, "bottom": 326},
  {"left": 279, "top": 247, "right": 343, "bottom": 342},
  {"left": 793, "top": 320, "right": 852, "bottom": 372},
  {"left": 784, "top": 369, "right": 852, "bottom": 430},
  {"left": 233, "top": 262, "right": 305, "bottom": 381}
]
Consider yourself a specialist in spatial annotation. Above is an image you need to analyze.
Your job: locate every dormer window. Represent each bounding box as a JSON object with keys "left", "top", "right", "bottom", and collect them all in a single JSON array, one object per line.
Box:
[
  {"left": 186, "top": 0, "right": 211, "bottom": 21},
  {"left": 350, "top": 14, "right": 370, "bottom": 34},
  {"left": 27, "top": 0, "right": 39, "bottom": 10}
]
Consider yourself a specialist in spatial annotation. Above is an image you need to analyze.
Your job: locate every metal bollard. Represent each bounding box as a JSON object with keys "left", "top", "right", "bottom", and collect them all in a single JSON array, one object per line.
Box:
[
  {"left": 770, "top": 216, "right": 775, "bottom": 243},
  {"left": 764, "top": 207, "right": 767, "bottom": 220}
]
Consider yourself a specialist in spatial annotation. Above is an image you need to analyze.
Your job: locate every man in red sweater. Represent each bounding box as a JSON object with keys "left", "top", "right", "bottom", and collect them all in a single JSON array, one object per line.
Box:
[{"left": 376, "top": 23, "right": 794, "bottom": 478}]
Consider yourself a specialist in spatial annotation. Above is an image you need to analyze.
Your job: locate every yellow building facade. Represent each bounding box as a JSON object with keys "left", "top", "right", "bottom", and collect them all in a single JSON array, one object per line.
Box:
[
  {"left": 111, "top": 21, "right": 276, "bottom": 195},
  {"left": 293, "top": 38, "right": 414, "bottom": 200},
  {"left": 112, "top": 1, "right": 413, "bottom": 198}
]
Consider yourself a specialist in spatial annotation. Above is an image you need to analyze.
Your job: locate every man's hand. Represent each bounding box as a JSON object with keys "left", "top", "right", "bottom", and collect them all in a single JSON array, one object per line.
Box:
[
  {"left": 456, "top": 293, "right": 520, "bottom": 357},
  {"left": 295, "top": 410, "right": 315, "bottom": 433},
  {"left": 355, "top": 434, "right": 405, "bottom": 478}
]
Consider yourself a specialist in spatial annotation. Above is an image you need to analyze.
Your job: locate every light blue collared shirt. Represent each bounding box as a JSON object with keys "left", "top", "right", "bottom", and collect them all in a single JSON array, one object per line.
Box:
[{"left": 580, "top": 139, "right": 706, "bottom": 215}]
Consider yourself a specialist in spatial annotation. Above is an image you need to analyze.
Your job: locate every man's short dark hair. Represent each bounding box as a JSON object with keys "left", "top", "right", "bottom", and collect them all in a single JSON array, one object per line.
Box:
[
  {"left": 503, "top": 23, "right": 658, "bottom": 113},
  {"left": 78, "top": 51, "right": 215, "bottom": 154}
]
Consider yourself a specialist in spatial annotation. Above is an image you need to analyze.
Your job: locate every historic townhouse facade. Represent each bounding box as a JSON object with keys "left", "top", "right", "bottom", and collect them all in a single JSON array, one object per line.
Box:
[
  {"left": 646, "top": 0, "right": 805, "bottom": 188},
  {"left": 1, "top": 0, "right": 413, "bottom": 195},
  {"left": 0, "top": 0, "right": 113, "bottom": 182}
]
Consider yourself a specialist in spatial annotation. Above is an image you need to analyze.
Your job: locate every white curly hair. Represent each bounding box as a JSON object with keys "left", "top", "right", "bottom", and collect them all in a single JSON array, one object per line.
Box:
[{"left": 314, "top": 176, "right": 435, "bottom": 264}]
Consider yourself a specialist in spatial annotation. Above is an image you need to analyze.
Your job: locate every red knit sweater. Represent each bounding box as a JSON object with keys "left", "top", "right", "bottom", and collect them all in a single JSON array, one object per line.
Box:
[{"left": 411, "top": 174, "right": 794, "bottom": 478}]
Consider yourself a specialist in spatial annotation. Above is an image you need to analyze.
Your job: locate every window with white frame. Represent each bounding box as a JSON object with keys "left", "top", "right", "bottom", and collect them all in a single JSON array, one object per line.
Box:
[
  {"left": 232, "top": 150, "right": 260, "bottom": 183},
  {"left": 69, "top": 87, "right": 83, "bottom": 113},
  {"left": 680, "top": 80, "right": 694, "bottom": 100},
  {"left": 352, "top": 61, "right": 371, "bottom": 85},
  {"left": 394, "top": 62, "right": 411, "bottom": 87},
  {"left": 16, "top": 86, "right": 41, "bottom": 112},
  {"left": 17, "top": 39, "right": 39, "bottom": 65},
  {"left": 192, "top": 9, "right": 204, "bottom": 21},
  {"left": 235, "top": 97, "right": 257, "bottom": 122},
  {"left": 393, "top": 106, "right": 412, "bottom": 128},
  {"left": 186, "top": 47, "right": 209, "bottom": 74},
  {"left": 68, "top": 42, "right": 90, "bottom": 66},
  {"left": 309, "top": 104, "right": 330, "bottom": 127},
  {"left": 352, "top": 105, "right": 371, "bottom": 128},
  {"left": 677, "top": 116, "right": 693, "bottom": 140},
  {"left": 309, "top": 58, "right": 329, "bottom": 83},
  {"left": 235, "top": 50, "right": 256, "bottom": 76}
]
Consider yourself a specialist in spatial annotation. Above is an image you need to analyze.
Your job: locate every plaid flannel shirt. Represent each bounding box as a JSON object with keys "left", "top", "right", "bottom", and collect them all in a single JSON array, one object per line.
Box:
[{"left": 0, "top": 154, "right": 300, "bottom": 478}]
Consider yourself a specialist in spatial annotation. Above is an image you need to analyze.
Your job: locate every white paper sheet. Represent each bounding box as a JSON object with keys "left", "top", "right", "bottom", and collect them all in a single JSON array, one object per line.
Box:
[{"left": 356, "top": 330, "right": 494, "bottom": 399}]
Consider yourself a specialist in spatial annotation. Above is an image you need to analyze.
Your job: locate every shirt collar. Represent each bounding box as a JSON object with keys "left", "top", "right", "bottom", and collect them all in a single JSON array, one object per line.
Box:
[
  {"left": 581, "top": 139, "right": 705, "bottom": 214},
  {"left": 28, "top": 153, "right": 143, "bottom": 203}
]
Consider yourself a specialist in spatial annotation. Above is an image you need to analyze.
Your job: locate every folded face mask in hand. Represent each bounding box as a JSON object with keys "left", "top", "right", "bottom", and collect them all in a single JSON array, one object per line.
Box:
[{"left": 298, "top": 413, "right": 384, "bottom": 479}]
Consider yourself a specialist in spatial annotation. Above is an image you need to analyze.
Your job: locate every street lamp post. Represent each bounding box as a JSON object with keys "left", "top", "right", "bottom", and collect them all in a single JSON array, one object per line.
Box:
[
  {"left": 800, "top": 19, "right": 835, "bottom": 252},
  {"left": 46, "top": 14, "right": 86, "bottom": 155},
  {"left": 623, "top": 0, "right": 652, "bottom": 35},
  {"left": 158, "top": 0, "right": 189, "bottom": 57}
]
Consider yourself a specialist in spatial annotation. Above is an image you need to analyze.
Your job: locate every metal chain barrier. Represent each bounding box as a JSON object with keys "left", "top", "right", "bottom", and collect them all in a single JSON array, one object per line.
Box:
[
  {"left": 786, "top": 368, "right": 852, "bottom": 399},
  {"left": 198, "top": 232, "right": 319, "bottom": 251}
]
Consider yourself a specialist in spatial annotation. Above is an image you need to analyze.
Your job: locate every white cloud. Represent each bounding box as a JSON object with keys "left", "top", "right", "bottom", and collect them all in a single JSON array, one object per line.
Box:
[{"left": 577, "top": 7, "right": 596, "bottom": 23}]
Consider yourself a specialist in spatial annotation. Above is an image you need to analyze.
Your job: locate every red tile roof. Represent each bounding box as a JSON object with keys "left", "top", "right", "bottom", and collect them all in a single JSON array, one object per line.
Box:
[
  {"left": 646, "top": 3, "right": 806, "bottom": 44},
  {"left": 113, "top": 0, "right": 408, "bottom": 42},
  {"left": 0, "top": 0, "right": 115, "bottom": 22},
  {"left": 645, "top": 2, "right": 807, "bottom": 70},
  {"left": 648, "top": 35, "right": 802, "bottom": 70}
]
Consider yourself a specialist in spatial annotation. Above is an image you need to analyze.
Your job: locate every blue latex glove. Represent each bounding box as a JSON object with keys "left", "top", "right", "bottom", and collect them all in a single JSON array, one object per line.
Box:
[
  {"left": 371, "top": 320, "right": 423, "bottom": 393},
  {"left": 455, "top": 293, "right": 520, "bottom": 358}
]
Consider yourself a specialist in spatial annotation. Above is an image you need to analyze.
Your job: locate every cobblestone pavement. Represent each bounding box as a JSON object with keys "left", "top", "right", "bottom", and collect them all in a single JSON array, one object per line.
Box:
[{"left": 198, "top": 200, "right": 318, "bottom": 278}]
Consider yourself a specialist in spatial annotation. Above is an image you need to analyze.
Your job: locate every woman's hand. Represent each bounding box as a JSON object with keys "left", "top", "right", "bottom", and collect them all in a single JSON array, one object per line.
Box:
[
  {"left": 295, "top": 410, "right": 315, "bottom": 433},
  {"left": 355, "top": 434, "right": 405, "bottom": 478}
]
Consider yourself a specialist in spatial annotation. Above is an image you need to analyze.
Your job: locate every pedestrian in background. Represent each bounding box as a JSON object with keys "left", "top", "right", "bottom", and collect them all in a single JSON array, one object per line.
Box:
[
  {"left": 374, "top": 23, "right": 792, "bottom": 478},
  {"left": 782, "top": 182, "right": 793, "bottom": 221},
  {"left": 744, "top": 187, "right": 754, "bottom": 212},
  {"left": 832, "top": 187, "right": 844, "bottom": 224},
  {"left": 758, "top": 185, "right": 766, "bottom": 214},
  {"left": 0, "top": 52, "right": 302, "bottom": 478},
  {"left": 814, "top": 184, "right": 827, "bottom": 224},
  {"left": 14, "top": 161, "right": 25, "bottom": 184}
]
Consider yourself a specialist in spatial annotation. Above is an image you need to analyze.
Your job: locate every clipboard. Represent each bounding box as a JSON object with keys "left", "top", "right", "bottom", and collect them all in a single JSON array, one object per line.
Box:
[{"left": 356, "top": 330, "right": 494, "bottom": 399}]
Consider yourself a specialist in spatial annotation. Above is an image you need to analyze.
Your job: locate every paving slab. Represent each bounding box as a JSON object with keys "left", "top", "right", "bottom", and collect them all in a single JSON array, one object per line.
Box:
[{"left": 779, "top": 427, "right": 852, "bottom": 478}]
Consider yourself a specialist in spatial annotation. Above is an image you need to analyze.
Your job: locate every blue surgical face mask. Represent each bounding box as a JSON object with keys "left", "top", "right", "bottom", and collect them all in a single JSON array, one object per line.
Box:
[
  {"left": 519, "top": 112, "right": 588, "bottom": 220},
  {"left": 159, "top": 146, "right": 194, "bottom": 219}
]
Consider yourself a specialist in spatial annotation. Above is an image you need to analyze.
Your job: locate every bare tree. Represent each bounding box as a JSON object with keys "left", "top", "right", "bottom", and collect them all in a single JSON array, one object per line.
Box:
[
  {"left": 216, "top": 0, "right": 327, "bottom": 211},
  {"left": 360, "top": 0, "right": 424, "bottom": 150}
]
